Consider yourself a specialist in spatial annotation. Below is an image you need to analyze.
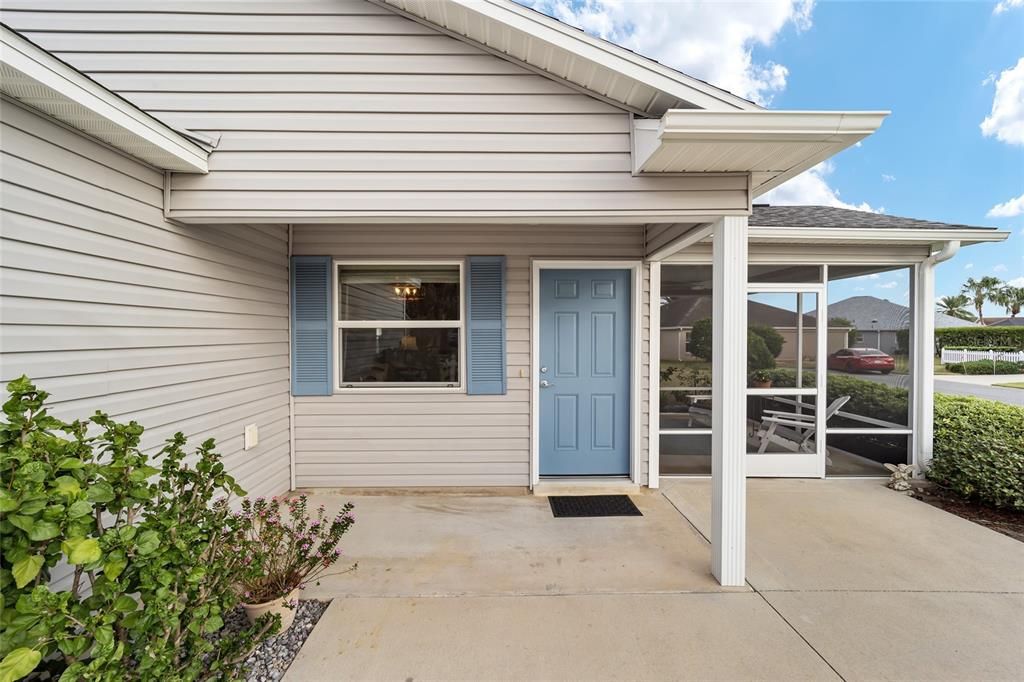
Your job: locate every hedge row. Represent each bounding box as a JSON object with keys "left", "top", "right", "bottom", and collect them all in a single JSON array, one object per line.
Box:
[
  {"left": 936, "top": 326, "right": 1024, "bottom": 352},
  {"left": 945, "top": 360, "right": 1024, "bottom": 375},
  {"left": 929, "top": 395, "right": 1024, "bottom": 510},
  {"left": 765, "top": 369, "right": 908, "bottom": 425}
]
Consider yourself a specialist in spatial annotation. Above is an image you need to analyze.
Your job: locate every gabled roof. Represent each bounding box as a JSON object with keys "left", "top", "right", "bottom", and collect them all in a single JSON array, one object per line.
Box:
[
  {"left": 374, "top": 0, "right": 760, "bottom": 114},
  {"left": 663, "top": 296, "right": 819, "bottom": 328},
  {"left": 0, "top": 24, "right": 208, "bottom": 173},
  {"left": 823, "top": 296, "right": 980, "bottom": 331}
]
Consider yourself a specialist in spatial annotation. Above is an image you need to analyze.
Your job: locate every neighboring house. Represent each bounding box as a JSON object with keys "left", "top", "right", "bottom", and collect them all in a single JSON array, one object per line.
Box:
[
  {"left": 988, "top": 317, "right": 1024, "bottom": 327},
  {"left": 661, "top": 297, "right": 851, "bottom": 364},
  {"left": 823, "top": 295, "right": 978, "bottom": 354},
  {"left": 0, "top": 1, "right": 1009, "bottom": 586}
]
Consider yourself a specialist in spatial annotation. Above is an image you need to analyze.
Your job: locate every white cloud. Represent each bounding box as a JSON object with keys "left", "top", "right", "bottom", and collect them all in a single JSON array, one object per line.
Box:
[
  {"left": 868, "top": 273, "right": 881, "bottom": 280},
  {"left": 854, "top": 287, "right": 866, "bottom": 292},
  {"left": 1008, "top": 276, "right": 1024, "bottom": 287},
  {"left": 523, "top": 0, "right": 814, "bottom": 105},
  {"left": 987, "top": 191, "right": 1024, "bottom": 217},
  {"left": 881, "top": 173, "right": 896, "bottom": 182},
  {"left": 982, "top": 73, "right": 997, "bottom": 86},
  {"left": 980, "top": 57, "right": 1024, "bottom": 146},
  {"left": 877, "top": 280, "right": 899, "bottom": 289},
  {"left": 994, "top": 0, "right": 1023, "bottom": 14},
  {"left": 965, "top": 262, "right": 975, "bottom": 270},
  {"left": 759, "top": 161, "right": 883, "bottom": 212},
  {"left": 994, "top": 263, "right": 1009, "bottom": 273}
]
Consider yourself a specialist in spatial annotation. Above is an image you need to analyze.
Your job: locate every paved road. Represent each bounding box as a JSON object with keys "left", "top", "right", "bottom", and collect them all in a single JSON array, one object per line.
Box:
[{"left": 829, "top": 369, "right": 1024, "bottom": 405}]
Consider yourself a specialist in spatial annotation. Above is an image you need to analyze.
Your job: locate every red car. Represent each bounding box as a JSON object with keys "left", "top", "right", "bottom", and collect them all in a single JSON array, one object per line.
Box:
[{"left": 827, "top": 348, "right": 895, "bottom": 374}]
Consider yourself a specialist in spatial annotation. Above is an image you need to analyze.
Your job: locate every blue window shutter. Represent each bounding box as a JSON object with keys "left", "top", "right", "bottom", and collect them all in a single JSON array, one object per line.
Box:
[
  {"left": 290, "top": 256, "right": 333, "bottom": 396},
  {"left": 466, "top": 256, "right": 506, "bottom": 395}
]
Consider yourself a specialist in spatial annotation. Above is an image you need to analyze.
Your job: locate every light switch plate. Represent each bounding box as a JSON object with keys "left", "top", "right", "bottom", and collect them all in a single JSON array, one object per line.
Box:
[{"left": 244, "top": 423, "right": 258, "bottom": 450}]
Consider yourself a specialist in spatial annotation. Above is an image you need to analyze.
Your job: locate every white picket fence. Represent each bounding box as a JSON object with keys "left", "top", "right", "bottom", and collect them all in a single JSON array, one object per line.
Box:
[{"left": 940, "top": 348, "right": 1024, "bottom": 364}]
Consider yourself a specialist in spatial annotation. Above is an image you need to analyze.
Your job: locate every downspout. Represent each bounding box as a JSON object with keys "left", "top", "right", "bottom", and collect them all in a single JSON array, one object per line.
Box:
[
  {"left": 930, "top": 239, "right": 960, "bottom": 264},
  {"left": 287, "top": 224, "right": 296, "bottom": 491}
]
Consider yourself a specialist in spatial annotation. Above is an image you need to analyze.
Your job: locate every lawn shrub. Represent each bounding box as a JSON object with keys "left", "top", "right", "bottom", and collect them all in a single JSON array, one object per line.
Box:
[
  {"left": 0, "top": 377, "right": 275, "bottom": 681},
  {"left": 747, "top": 332, "right": 776, "bottom": 371},
  {"left": 766, "top": 369, "right": 909, "bottom": 425},
  {"left": 749, "top": 324, "right": 785, "bottom": 358},
  {"left": 936, "top": 327, "right": 1024, "bottom": 353},
  {"left": 944, "top": 360, "right": 1024, "bottom": 375},
  {"left": 929, "top": 394, "right": 1024, "bottom": 510}
]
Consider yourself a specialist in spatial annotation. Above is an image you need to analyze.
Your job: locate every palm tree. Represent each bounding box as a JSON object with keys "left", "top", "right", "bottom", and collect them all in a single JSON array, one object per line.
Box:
[
  {"left": 961, "top": 277, "right": 1004, "bottom": 325},
  {"left": 994, "top": 286, "right": 1024, "bottom": 319},
  {"left": 936, "top": 294, "right": 976, "bottom": 322}
]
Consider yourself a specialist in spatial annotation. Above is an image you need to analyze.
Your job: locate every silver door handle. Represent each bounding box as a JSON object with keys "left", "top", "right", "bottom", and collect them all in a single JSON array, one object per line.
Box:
[{"left": 540, "top": 380, "right": 554, "bottom": 388}]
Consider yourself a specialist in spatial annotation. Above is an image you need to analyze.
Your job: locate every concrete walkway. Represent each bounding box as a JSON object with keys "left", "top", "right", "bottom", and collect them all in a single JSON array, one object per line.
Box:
[{"left": 285, "top": 481, "right": 1024, "bottom": 681}]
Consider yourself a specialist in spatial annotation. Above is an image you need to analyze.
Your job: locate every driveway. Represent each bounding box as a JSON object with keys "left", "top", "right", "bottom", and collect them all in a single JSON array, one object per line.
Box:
[{"left": 286, "top": 481, "right": 1024, "bottom": 681}]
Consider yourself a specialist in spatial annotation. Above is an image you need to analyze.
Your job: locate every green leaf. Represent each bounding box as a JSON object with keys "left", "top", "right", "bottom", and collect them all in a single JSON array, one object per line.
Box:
[
  {"left": 6, "top": 516, "right": 34, "bottom": 534},
  {"left": 135, "top": 530, "right": 160, "bottom": 556},
  {"left": 85, "top": 482, "right": 114, "bottom": 504},
  {"left": 112, "top": 595, "right": 137, "bottom": 613},
  {"left": 0, "top": 647, "right": 41, "bottom": 682},
  {"left": 62, "top": 537, "right": 101, "bottom": 565},
  {"left": 0, "top": 490, "right": 17, "bottom": 513},
  {"left": 26, "top": 521, "right": 59, "bottom": 542},
  {"left": 67, "top": 500, "right": 92, "bottom": 518},
  {"left": 103, "top": 558, "right": 127, "bottom": 581},
  {"left": 11, "top": 556, "right": 43, "bottom": 589},
  {"left": 204, "top": 614, "right": 224, "bottom": 633},
  {"left": 53, "top": 476, "right": 81, "bottom": 497}
]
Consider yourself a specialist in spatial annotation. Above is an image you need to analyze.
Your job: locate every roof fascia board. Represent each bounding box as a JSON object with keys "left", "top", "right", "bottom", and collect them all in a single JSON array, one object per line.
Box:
[
  {"left": 166, "top": 210, "right": 747, "bottom": 225},
  {"left": 1, "top": 25, "right": 208, "bottom": 173},
  {"left": 747, "top": 225, "right": 1010, "bottom": 245},
  {"left": 374, "top": 0, "right": 759, "bottom": 113}
]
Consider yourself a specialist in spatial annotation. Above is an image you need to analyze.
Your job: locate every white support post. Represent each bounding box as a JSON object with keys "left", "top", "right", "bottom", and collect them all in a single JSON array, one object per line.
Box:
[
  {"left": 648, "top": 261, "right": 661, "bottom": 489},
  {"left": 711, "top": 215, "right": 748, "bottom": 586},
  {"left": 912, "top": 260, "right": 936, "bottom": 471}
]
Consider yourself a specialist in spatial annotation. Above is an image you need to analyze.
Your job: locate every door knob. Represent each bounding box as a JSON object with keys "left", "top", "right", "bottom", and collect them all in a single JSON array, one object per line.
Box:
[{"left": 540, "top": 380, "right": 554, "bottom": 388}]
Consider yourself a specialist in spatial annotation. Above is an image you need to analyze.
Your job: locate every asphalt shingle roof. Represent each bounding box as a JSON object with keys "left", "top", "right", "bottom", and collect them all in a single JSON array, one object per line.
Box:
[
  {"left": 819, "top": 296, "right": 979, "bottom": 330},
  {"left": 750, "top": 205, "right": 995, "bottom": 231}
]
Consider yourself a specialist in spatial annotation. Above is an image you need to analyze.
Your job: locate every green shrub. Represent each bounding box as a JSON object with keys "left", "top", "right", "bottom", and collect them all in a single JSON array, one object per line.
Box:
[
  {"left": 936, "top": 327, "right": 1024, "bottom": 353},
  {"left": 686, "top": 318, "right": 780, "bottom": 371},
  {"left": 943, "top": 346, "right": 1017, "bottom": 351},
  {"left": 945, "top": 360, "right": 1024, "bottom": 375},
  {"left": 749, "top": 324, "right": 785, "bottom": 358},
  {"left": 766, "top": 369, "right": 908, "bottom": 425},
  {"left": 929, "top": 395, "right": 1024, "bottom": 510},
  {"left": 747, "top": 332, "right": 776, "bottom": 371},
  {"left": 689, "top": 318, "right": 713, "bottom": 361},
  {"left": 0, "top": 377, "right": 275, "bottom": 680}
]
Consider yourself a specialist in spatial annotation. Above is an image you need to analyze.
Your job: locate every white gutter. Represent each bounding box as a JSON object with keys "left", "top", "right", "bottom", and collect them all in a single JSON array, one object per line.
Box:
[
  {"left": 929, "top": 240, "right": 961, "bottom": 263},
  {"left": 0, "top": 25, "right": 208, "bottom": 173}
]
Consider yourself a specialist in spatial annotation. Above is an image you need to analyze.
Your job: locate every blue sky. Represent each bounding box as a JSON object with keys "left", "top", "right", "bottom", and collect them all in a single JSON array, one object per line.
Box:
[{"left": 524, "top": 0, "right": 1024, "bottom": 315}]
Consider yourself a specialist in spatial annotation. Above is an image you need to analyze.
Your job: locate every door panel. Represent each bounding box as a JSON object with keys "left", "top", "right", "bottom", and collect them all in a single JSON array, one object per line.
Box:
[{"left": 540, "top": 269, "right": 630, "bottom": 476}]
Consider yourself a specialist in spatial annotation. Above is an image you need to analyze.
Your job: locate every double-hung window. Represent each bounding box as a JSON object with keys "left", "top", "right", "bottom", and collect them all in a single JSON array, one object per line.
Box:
[{"left": 335, "top": 262, "right": 463, "bottom": 389}]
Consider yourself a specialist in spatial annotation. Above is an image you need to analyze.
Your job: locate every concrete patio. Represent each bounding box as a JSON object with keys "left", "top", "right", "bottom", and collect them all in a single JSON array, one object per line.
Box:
[{"left": 286, "top": 480, "right": 1024, "bottom": 681}]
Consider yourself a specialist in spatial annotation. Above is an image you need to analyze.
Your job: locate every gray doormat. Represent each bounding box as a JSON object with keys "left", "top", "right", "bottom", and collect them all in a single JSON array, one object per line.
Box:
[{"left": 548, "top": 494, "right": 642, "bottom": 517}]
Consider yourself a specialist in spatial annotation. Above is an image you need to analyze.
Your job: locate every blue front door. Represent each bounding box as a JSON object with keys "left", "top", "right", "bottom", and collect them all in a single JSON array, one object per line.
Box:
[{"left": 539, "top": 269, "right": 631, "bottom": 476}]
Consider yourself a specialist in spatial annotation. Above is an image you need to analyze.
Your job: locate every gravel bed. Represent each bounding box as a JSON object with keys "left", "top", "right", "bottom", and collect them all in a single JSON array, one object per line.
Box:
[{"left": 221, "top": 599, "right": 331, "bottom": 682}]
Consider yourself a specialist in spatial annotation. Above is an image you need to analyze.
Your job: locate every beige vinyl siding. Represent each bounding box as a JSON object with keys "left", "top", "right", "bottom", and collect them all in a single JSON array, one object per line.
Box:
[
  {"left": 292, "top": 224, "right": 651, "bottom": 488},
  {"left": 0, "top": 98, "right": 291, "bottom": 498},
  {"left": 0, "top": 0, "right": 749, "bottom": 221}
]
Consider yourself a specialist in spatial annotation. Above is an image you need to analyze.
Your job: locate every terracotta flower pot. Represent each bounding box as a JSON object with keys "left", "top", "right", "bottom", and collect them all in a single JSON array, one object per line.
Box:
[
  {"left": 752, "top": 380, "right": 772, "bottom": 389},
  {"left": 242, "top": 587, "right": 301, "bottom": 631}
]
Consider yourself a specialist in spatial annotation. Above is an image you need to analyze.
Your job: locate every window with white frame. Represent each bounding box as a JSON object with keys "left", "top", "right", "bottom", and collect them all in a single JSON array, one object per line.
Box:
[{"left": 335, "top": 262, "right": 463, "bottom": 388}]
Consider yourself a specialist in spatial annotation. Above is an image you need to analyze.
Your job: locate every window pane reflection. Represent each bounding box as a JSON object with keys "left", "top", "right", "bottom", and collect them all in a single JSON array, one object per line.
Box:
[
  {"left": 341, "top": 328, "right": 459, "bottom": 385},
  {"left": 746, "top": 292, "right": 817, "bottom": 389},
  {"left": 338, "top": 265, "right": 460, "bottom": 321}
]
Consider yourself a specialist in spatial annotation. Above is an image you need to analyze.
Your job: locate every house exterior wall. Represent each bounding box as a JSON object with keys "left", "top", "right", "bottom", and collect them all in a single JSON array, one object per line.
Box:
[
  {"left": 291, "top": 224, "right": 651, "bottom": 488},
  {"left": 0, "top": 98, "right": 292, "bottom": 498},
  {"left": 0, "top": 0, "right": 749, "bottom": 222}
]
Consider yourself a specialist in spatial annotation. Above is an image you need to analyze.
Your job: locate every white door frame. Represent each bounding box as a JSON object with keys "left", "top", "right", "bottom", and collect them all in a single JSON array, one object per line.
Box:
[
  {"left": 745, "top": 282, "right": 827, "bottom": 477},
  {"left": 530, "top": 259, "right": 643, "bottom": 488}
]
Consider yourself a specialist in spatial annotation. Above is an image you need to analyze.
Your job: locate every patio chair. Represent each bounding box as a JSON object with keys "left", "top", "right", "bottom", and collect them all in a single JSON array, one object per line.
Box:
[{"left": 756, "top": 395, "right": 851, "bottom": 454}]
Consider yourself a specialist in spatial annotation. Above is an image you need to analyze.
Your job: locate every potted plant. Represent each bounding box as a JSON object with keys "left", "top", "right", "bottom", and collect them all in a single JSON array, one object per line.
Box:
[
  {"left": 750, "top": 369, "right": 773, "bottom": 389},
  {"left": 236, "top": 495, "right": 356, "bottom": 631}
]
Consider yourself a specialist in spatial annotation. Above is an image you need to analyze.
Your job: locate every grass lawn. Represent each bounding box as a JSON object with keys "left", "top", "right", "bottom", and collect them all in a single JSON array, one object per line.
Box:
[{"left": 993, "top": 381, "right": 1024, "bottom": 390}]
